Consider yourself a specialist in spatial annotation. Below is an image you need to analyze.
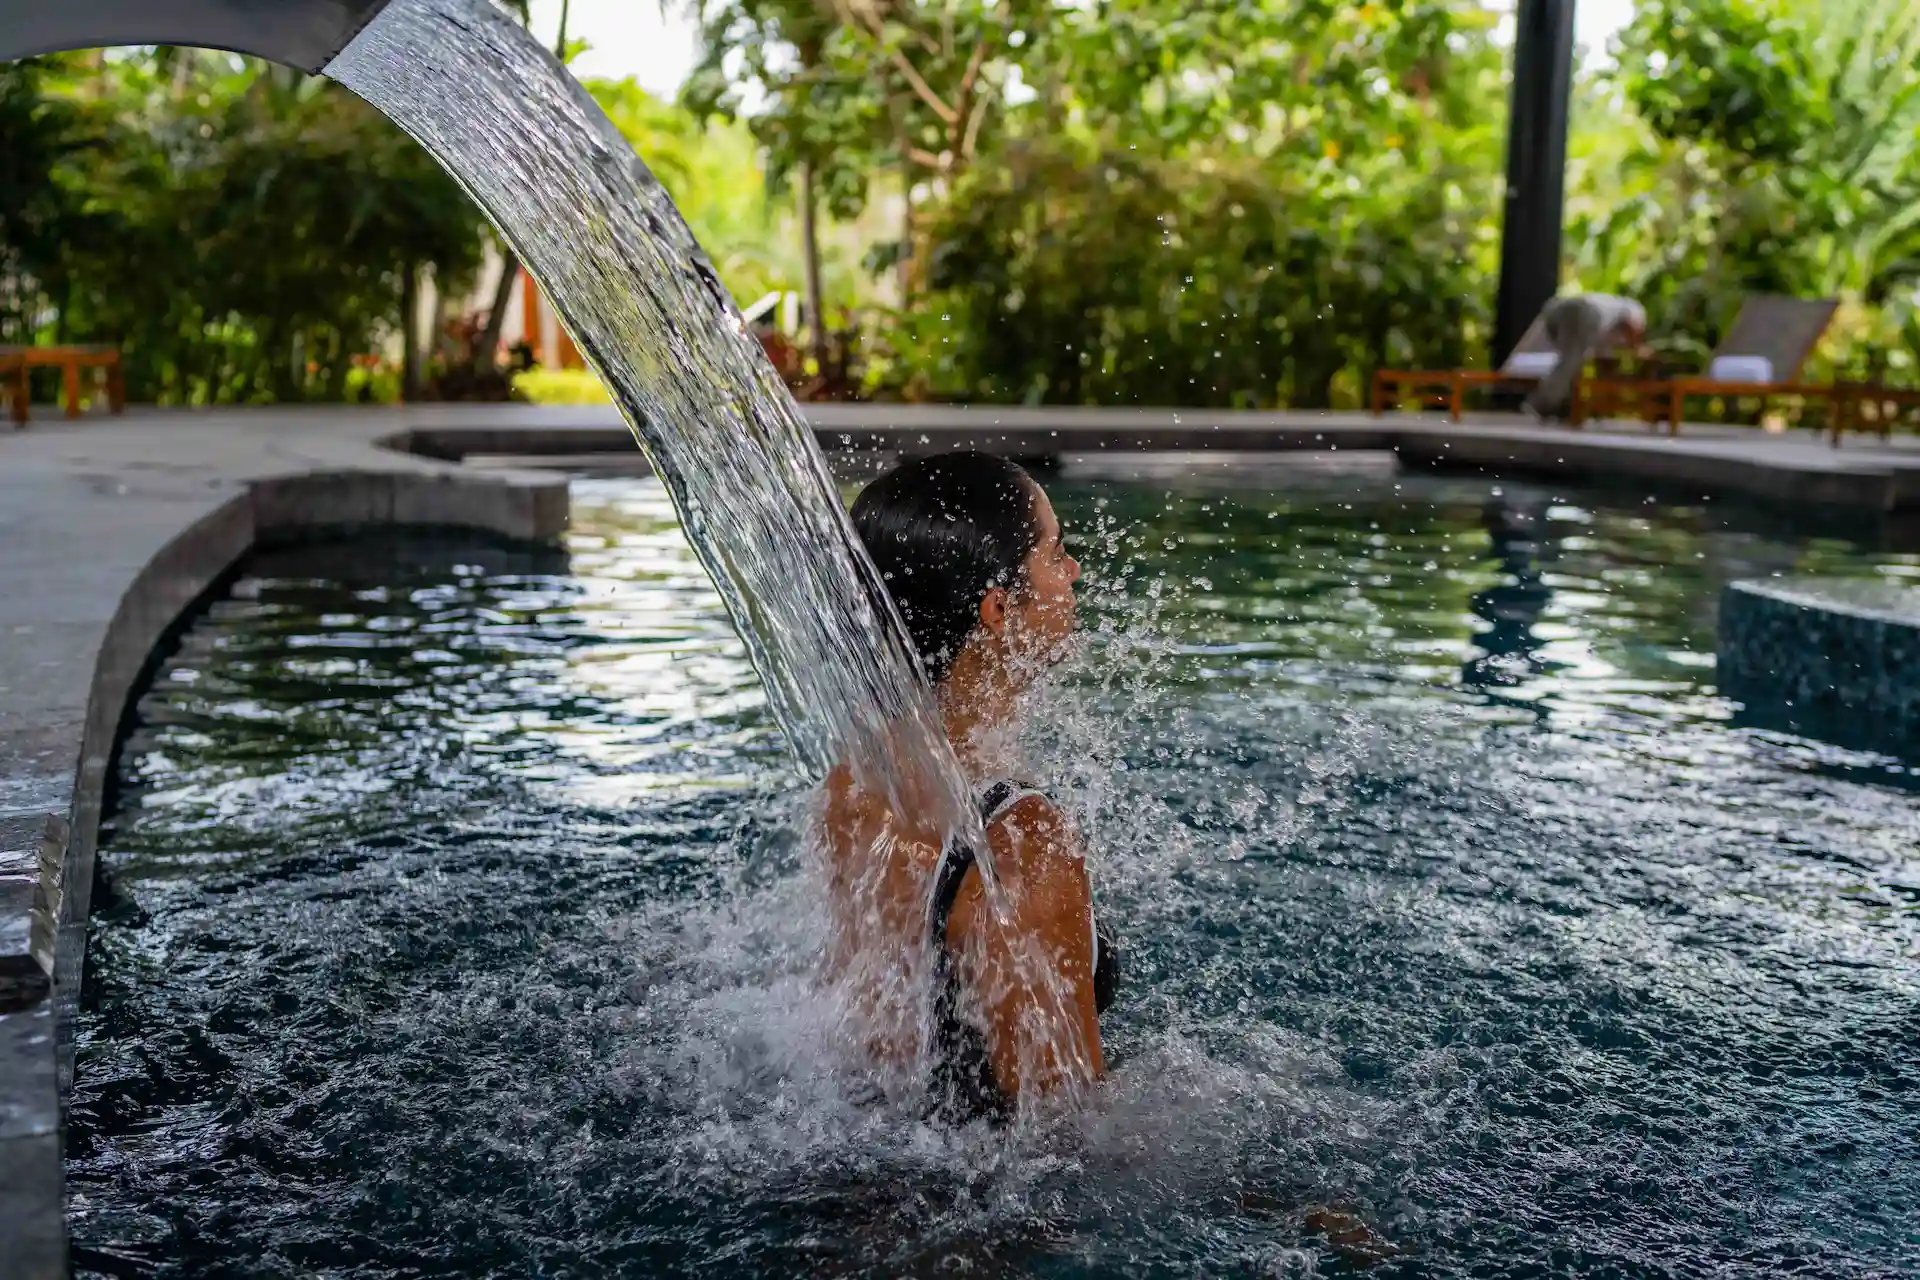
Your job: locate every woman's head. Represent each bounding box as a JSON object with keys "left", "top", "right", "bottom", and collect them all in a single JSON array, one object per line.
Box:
[{"left": 852, "top": 452, "right": 1079, "bottom": 686}]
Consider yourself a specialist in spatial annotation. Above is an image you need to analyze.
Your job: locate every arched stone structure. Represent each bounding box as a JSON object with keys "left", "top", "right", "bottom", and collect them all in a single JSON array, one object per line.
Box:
[{"left": 0, "top": 0, "right": 391, "bottom": 71}]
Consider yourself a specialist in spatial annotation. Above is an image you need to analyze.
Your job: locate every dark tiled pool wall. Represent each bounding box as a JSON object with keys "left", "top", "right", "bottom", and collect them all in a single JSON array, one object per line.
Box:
[{"left": 1720, "top": 578, "right": 1920, "bottom": 757}]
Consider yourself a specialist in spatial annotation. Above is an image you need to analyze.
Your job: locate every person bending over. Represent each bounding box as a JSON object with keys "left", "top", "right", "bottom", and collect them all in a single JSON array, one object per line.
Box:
[{"left": 1525, "top": 292, "right": 1648, "bottom": 421}]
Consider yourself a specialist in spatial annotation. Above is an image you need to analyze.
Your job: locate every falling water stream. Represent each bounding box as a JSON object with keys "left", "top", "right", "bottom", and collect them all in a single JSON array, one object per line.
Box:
[
  {"left": 319, "top": 0, "right": 1110, "bottom": 1148},
  {"left": 325, "top": 0, "right": 969, "bottom": 828}
]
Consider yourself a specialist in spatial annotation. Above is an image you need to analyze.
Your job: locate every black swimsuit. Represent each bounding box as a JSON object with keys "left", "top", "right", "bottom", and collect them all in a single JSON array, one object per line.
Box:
[{"left": 924, "top": 780, "right": 1120, "bottom": 1124}]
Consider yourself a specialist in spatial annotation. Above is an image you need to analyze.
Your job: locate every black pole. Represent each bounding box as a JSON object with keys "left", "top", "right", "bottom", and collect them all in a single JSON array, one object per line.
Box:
[{"left": 1493, "top": 0, "right": 1577, "bottom": 366}]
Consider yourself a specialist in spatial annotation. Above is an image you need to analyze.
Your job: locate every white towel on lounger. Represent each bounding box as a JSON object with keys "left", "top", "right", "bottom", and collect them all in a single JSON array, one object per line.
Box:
[{"left": 1707, "top": 354, "right": 1775, "bottom": 384}]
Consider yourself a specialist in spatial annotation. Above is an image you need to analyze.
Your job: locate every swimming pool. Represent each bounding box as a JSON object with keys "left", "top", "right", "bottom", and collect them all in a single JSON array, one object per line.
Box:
[{"left": 68, "top": 464, "right": 1919, "bottom": 1277}]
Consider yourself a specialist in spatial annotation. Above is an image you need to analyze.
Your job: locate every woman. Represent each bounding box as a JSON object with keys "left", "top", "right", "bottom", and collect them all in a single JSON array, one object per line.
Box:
[{"left": 821, "top": 452, "right": 1117, "bottom": 1122}]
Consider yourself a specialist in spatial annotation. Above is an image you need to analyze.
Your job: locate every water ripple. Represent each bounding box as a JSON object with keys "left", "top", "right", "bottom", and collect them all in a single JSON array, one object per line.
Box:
[{"left": 70, "top": 473, "right": 1920, "bottom": 1278}]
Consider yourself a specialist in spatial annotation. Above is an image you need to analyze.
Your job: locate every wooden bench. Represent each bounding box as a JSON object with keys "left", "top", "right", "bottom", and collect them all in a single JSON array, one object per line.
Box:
[
  {"left": 1, "top": 345, "right": 125, "bottom": 427},
  {"left": 1372, "top": 315, "right": 1564, "bottom": 421},
  {"left": 1372, "top": 354, "right": 1638, "bottom": 423},
  {"left": 1567, "top": 375, "right": 1670, "bottom": 427},
  {"left": 1830, "top": 382, "right": 1920, "bottom": 445},
  {"left": 1370, "top": 368, "right": 1541, "bottom": 421},
  {"left": 1572, "top": 375, "right": 1848, "bottom": 435}
]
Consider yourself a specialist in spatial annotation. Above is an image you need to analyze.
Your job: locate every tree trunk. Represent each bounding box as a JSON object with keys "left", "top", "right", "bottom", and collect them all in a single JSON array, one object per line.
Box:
[
  {"left": 800, "top": 162, "right": 828, "bottom": 368},
  {"left": 287, "top": 331, "right": 305, "bottom": 402},
  {"left": 324, "top": 329, "right": 351, "bottom": 401},
  {"left": 401, "top": 261, "right": 422, "bottom": 402},
  {"left": 898, "top": 167, "right": 915, "bottom": 303},
  {"left": 476, "top": 245, "right": 517, "bottom": 371}
]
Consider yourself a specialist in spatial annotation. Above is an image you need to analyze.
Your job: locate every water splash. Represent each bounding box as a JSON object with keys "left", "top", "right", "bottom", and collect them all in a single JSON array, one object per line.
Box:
[
  {"left": 320, "top": 0, "right": 1106, "bottom": 1121},
  {"left": 68, "top": 478, "right": 1920, "bottom": 1276}
]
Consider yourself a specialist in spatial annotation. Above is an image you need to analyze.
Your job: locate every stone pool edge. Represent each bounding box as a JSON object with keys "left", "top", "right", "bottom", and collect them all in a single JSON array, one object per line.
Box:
[
  {"left": 1718, "top": 577, "right": 1920, "bottom": 754},
  {"left": 388, "top": 405, "right": 1920, "bottom": 516},
  {"left": 0, "top": 464, "right": 567, "bottom": 1280}
]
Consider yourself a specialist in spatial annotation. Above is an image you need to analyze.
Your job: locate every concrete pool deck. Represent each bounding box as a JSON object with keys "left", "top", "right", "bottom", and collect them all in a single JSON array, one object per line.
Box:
[{"left": 6, "top": 398, "right": 1920, "bottom": 1273}]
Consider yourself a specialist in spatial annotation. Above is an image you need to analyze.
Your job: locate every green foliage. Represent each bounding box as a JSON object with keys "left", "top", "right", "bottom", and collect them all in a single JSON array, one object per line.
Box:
[
  {"left": 870, "top": 0, "right": 1506, "bottom": 406},
  {"left": 1, "top": 51, "right": 486, "bottom": 404},
  {"left": 513, "top": 366, "right": 610, "bottom": 404},
  {"left": 10, "top": 0, "right": 1920, "bottom": 410},
  {"left": 686, "top": 0, "right": 1510, "bottom": 406},
  {"left": 1615, "top": 0, "right": 1820, "bottom": 163},
  {"left": 1572, "top": 0, "right": 1920, "bottom": 381},
  {"left": 589, "top": 77, "right": 791, "bottom": 305},
  {"left": 590, "top": 75, "right": 878, "bottom": 318},
  {"left": 682, "top": 0, "right": 1032, "bottom": 217},
  {"left": 1054, "top": 0, "right": 1493, "bottom": 157},
  {"left": 682, "top": 0, "right": 869, "bottom": 215},
  {"left": 697, "top": 0, "right": 1920, "bottom": 403},
  {"left": 0, "top": 59, "right": 91, "bottom": 322},
  {"left": 897, "top": 140, "right": 1487, "bottom": 407}
]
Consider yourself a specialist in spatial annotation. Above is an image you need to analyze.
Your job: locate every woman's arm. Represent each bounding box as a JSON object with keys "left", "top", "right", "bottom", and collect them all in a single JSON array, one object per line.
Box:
[{"left": 948, "top": 795, "right": 1105, "bottom": 1099}]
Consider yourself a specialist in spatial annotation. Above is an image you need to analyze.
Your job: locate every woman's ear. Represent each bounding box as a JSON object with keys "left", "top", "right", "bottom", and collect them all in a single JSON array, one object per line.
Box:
[{"left": 978, "top": 585, "right": 1008, "bottom": 636}]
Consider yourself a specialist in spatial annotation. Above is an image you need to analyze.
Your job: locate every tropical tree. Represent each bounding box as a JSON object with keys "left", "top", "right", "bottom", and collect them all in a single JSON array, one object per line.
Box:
[
  {"left": 0, "top": 50, "right": 488, "bottom": 404},
  {"left": 0, "top": 56, "right": 94, "bottom": 346},
  {"left": 589, "top": 76, "right": 813, "bottom": 306},
  {"left": 875, "top": 0, "right": 1508, "bottom": 405},
  {"left": 683, "top": 0, "right": 1052, "bottom": 308},
  {"left": 1572, "top": 0, "right": 1920, "bottom": 379}
]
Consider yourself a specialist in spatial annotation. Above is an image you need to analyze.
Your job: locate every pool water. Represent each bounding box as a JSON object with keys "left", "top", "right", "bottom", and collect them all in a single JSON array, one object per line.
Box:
[{"left": 68, "top": 465, "right": 1920, "bottom": 1278}]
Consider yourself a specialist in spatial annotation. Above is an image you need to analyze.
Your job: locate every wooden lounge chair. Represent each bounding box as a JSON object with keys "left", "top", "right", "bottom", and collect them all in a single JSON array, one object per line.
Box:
[
  {"left": 1370, "top": 316, "right": 1560, "bottom": 422},
  {"left": 1829, "top": 382, "right": 1920, "bottom": 446},
  {"left": 1576, "top": 296, "right": 1839, "bottom": 436},
  {"left": 1, "top": 344, "right": 125, "bottom": 427}
]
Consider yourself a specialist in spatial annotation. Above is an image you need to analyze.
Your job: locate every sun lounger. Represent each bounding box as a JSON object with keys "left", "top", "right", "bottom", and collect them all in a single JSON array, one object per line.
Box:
[
  {"left": 1370, "top": 316, "right": 1559, "bottom": 422},
  {"left": 1576, "top": 296, "right": 1838, "bottom": 435}
]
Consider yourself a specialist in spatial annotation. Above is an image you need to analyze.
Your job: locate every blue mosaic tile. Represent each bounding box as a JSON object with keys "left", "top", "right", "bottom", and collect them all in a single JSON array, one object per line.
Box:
[{"left": 1719, "top": 577, "right": 1920, "bottom": 757}]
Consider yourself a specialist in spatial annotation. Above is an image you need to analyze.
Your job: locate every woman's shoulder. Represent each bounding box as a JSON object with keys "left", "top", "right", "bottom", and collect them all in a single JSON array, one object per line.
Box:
[
  {"left": 977, "top": 779, "right": 1077, "bottom": 867},
  {"left": 969, "top": 783, "right": 1088, "bottom": 935},
  {"left": 975, "top": 777, "right": 1050, "bottom": 826}
]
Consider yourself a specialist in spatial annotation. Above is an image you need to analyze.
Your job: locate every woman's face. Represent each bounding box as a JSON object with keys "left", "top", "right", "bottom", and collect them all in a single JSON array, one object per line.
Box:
[{"left": 1001, "top": 485, "right": 1080, "bottom": 670}]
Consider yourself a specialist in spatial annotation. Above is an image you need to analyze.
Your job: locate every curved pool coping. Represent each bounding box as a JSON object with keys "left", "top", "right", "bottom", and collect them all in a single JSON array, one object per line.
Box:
[
  {"left": 0, "top": 410, "right": 566, "bottom": 1277},
  {"left": 388, "top": 401, "right": 1920, "bottom": 515},
  {"left": 1719, "top": 577, "right": 1920, "bottom": 756}
]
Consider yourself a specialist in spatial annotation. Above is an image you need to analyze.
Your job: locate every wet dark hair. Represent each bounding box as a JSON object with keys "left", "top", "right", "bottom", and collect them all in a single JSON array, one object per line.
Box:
[{"left": 851, "top": 452, "right": 1044, "bottom": 684}]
